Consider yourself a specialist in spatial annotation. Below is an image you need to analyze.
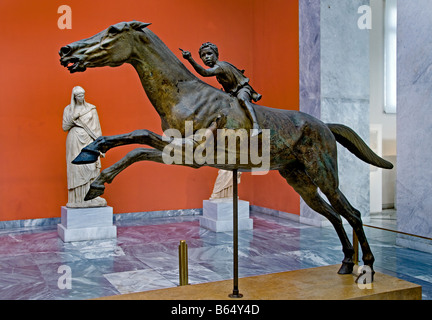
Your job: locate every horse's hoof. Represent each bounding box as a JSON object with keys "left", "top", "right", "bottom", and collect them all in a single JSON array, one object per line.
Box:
[
  {"left": 84, "top": 184, "right": 105, "bottom": 201},
  {"left": 72, "top": 149, "right": 99, "bottom": 164},
  {"left": 337, "top": 262, "right": 354, "bottom": 274}
]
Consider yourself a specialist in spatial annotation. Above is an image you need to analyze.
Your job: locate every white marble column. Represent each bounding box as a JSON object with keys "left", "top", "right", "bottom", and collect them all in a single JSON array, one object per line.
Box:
[
  {"left": 299, "top": 0, "right": 370, "bottom": 226},
  {"left": 396, "top": 0, "right": 432, "bottom": 253}
]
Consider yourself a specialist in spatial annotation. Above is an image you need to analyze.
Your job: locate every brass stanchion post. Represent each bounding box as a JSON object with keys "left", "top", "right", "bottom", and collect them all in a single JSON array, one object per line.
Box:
[
  {"left": 178, "top": 240, "right": 188, "bottom": 286},
  {"left": 353, "top": 231, "right": 359, "bottom": 265}
]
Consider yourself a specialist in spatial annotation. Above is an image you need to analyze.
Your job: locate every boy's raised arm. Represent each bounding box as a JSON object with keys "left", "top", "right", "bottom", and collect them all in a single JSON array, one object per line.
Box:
[{"left": 180, "top": 48, "right": 220, "bottom": 77}]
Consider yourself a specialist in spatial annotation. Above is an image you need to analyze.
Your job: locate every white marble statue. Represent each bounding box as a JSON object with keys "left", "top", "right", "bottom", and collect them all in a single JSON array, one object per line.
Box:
[
  {"left": 62, "top": 86, "right": 107, "bottom": 208},
  {"left": 210, "top": 169, "right": 242, "bottom": 200}
]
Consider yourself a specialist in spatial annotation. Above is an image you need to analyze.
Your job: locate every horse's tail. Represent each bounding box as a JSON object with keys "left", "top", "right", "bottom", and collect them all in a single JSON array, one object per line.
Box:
[{"left": 327, "top": 123, "right": 394, "bottom": 169}]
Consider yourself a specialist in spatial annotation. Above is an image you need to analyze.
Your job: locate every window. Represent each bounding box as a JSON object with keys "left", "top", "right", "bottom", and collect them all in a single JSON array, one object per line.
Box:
[{"left": 384, "top": 0, "right": 397, "bottom": 113}]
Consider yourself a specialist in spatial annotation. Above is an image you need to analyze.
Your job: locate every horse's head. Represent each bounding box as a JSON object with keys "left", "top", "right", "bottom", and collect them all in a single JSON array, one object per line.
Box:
[{"left": 59, "top": 21, "right": 151, "bottom": 73}]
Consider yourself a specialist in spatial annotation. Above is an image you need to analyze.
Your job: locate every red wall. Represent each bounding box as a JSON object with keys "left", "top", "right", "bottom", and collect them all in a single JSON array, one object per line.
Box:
[{"left": 0, "top": 0, "right": 299, "bottom": 221}]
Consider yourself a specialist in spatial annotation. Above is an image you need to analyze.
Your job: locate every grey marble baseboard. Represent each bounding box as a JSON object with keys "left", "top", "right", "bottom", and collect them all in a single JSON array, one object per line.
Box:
[
  {"left": 0, "top": 217, "right": 61, "bottom": 232},
  {"left": 0, "top": 204, "right": 330, "bottom": 232},
  {"left": 250, "top": 205, "right": 301, "bottom": 223},
  {"left": 0, "top": 208, "right": 203, "bottom": 231},
  {"left": 113, "top": 208, "right": 203, "bottom": 222},
  {"left": 0, "top": 203, "right": 372, "bottom": 232}
]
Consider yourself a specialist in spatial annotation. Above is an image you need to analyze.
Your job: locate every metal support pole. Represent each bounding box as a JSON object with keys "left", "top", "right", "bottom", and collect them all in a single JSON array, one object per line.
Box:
[
  {"left": 353, "top": 231, "right": 359, "bottom": 265},
  {"left": 179, "top": 240, "right": 189, "bottom": 286},
  {"left": 229, "top": 169, "right": 243, "bottom": 298}
]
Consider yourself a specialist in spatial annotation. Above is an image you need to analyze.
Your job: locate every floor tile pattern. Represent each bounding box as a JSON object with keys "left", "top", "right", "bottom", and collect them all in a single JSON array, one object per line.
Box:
[{"left": 0, "top": 211, "right": 430, "bottom": 300}]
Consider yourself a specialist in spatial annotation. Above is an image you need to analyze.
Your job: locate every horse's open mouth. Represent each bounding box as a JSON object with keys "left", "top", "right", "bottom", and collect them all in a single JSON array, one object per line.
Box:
[{"left": 61, "top": 57, "right": 86, "bottom": 73}]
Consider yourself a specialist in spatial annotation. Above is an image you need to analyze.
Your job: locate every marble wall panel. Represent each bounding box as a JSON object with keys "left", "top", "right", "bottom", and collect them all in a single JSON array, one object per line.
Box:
[
  {"left": 320, "top": 0, "right": 371, "bottom": 100},
  {"left": 321, "top": 99, "right": 370, "bottom": 218},
  {"left": 299, "top": 0, "right": 321, "bottom": 119},
  {"left": 299, "top": 0, "right": 323, "bottom": 224},
  {"left": 397, "top": 0, "right": 432, "bottom": 250},
  {"left": 299, "top": 0, "right": 371, "bottom": 225}
]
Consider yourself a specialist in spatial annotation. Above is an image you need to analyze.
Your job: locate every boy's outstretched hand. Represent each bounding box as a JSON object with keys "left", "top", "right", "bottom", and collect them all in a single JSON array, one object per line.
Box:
[{"left": 179, "top": 48, "right": 191, "bottom": 60}]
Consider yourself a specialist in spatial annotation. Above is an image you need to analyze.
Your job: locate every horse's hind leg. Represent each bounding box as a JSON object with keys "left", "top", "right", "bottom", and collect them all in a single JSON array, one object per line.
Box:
[
  {"left": 279, "top": 166, "right": 355, "bottom": 274},
  {"left": 299, "top": 157, "right": 375, "bottom": 276},
  {"left": 323, "top": 187, "right": 375, "bottom": 275},
  {"left": 84, "top": 148, "right": 166, "bottom": 200},
  {"left": 306, "top": 156, "right": 375, "bottom": 275}
]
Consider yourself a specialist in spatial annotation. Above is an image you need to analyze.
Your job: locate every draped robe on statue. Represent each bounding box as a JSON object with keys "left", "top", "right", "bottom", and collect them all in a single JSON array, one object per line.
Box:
[
  {"left": 210, "top": 169, "right": 242, "bottom": 199},
  {"left": 62, "top": 87, "right": 105, "bottom": 207}
]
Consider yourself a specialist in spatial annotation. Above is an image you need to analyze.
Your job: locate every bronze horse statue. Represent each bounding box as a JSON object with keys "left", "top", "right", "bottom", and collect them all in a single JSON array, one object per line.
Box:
[{"left": 59, "top": 21, "right": 393, "bottom": 277}]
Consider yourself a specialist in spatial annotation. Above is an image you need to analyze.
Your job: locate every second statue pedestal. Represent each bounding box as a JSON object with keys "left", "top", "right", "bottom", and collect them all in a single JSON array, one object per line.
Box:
[
  {"left": 200, "top": 199, "right": 253, "bottom": 232},
  {"left": 57, "top": 206, "right": 117, "bottom": 242}
]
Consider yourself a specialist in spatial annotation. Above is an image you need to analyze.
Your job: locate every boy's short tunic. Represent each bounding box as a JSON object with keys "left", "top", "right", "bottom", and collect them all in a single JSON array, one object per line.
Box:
[{"left": 215, "top": 61, "right": 261, "bottom": 102}]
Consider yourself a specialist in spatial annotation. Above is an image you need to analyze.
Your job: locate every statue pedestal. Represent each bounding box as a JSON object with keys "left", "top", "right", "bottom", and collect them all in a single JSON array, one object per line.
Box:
[
  {"left": 57, "top": 206, "right": 117, "bottom": 242},
  {"left": 200, "top": 199, "right": 253, "bottom": 232}
]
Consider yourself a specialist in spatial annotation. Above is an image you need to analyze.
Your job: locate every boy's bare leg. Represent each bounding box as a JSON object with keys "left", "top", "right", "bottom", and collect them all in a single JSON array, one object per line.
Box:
[{"left": 239, "top": 98, "right": 261, "bottom": 136}]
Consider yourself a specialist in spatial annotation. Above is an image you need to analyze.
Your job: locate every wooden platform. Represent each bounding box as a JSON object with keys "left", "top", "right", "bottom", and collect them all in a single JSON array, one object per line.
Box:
[{"left": 97, "top": 265, "right": 422, "bottom": 300}]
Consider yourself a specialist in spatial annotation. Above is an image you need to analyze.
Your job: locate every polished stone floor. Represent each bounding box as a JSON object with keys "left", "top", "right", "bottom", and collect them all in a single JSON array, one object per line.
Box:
[{"left": 0, "top": 210, "right": 430, "bottom": 300}]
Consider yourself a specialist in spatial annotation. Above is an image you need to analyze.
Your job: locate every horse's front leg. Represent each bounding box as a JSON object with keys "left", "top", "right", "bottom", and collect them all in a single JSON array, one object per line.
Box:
[
  {"left": 84, "top": 147, "right": 200, "bottom": 201},
  {"left": 72, "top": 129, "right": 170, "bottom": 164}
]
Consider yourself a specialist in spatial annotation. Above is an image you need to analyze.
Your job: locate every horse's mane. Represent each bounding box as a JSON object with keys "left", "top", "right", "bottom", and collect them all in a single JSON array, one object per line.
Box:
[{"left": 143, "top": 28, "right": 197, "bottom": 82}]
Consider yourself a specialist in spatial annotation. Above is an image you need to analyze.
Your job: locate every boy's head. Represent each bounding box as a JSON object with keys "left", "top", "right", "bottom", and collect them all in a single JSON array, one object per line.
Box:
[
  {"left": 199, "top": 42, "right": 219, "bottom": 67},
  {"left": 199, "top": 42, "right": 219, "bottom": 58}
]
